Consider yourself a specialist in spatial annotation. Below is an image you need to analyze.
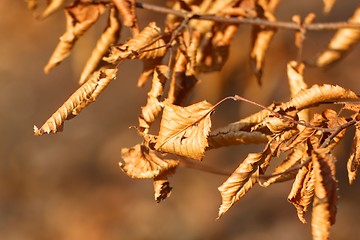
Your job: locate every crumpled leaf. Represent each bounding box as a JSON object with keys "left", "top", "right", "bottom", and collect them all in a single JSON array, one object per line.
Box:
[
  {"left": 44, "top": 2, "right": 107, "bottom": 73},
  {"left": 34, "top": 67, "right": 117, "bottom": 135},
  {"left": 347, "top": 123, "right": 360, "bottom": 184},
  {"left": 167, "top": 48, "right": 199, "bottom": 105},
  {"left": 218, "top": 146, "right": 272, "bottom": 218},
  {"left": 120, "top": 144, "right": 179, "bottom": 178},
  {"left": 155, "top": 100, "right": 214, "bottom": 161},
  {"left": 138, "top": 65, "right": 169, "bottom": 134},
  {"left": 314, "top": 6, "right": 360, "bottom": 67},
  {"left": 79, "top": 7, "right": 121, "bottom": 84},
  {"left": 250, "top": 2, "right": 277, "bottom": 84},
  {"left": 261, "top": 143, "right": 306, "bottom": 187},
  {"left": 288, "top": 161, "right": 315, "bottom": 223},
  {"left": 312, "top": 150, "right": 337, "bottom": 240},
  {"left": 112, "top": 0, "right": 139, "bottom": 36},
  {"left": 104, "top": 22, "right": 166, "bottom": 63},
  {"left": 287, "top": 61, "right": 309, "bottom": 130}
]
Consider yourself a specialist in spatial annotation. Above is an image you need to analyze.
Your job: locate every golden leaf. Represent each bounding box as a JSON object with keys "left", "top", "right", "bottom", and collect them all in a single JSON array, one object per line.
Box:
[
  {"left": 112, "top": 0, "right": 139, "bottom": 36},
  {"left": 39, "top": 0, "right": 67, "bottom": 19},
  {"left": 154, "top": 100, "right": 214, "bottom": 161},
  {"left": 323, "top": 0, "right": 336, "bottom": 14},
  {"left": 288, "top": 161, "right": 315, "bottom": 223},
  {"left": 44, "top": 2, "right": 107, "bottom": 73},
  {"left": 34, "top": 67, "right": 117, "bottom": 135},
  {"left": 287, "top": 61, "right": 309, "bottom": 129},
  {"left": 26, "top": 0, "right": 37, "bottom": 12},
  {"left": 138, "top": 65, "right": 169, "bottom": 134},
  {"left": 218, "top": 146, "right": 272, "bottom": 218},
  {"left": 207, "top": 130, "right": 269, "bottom": 149},
  {"left": 312, "top": 150, "right": 337, "bottom": 240},
  {"left": 279, "top": 84, "right": 358, "bottom": 112},
  {"left": 261, "top": 143, "right": 306, "bottom": 187},
  {"left": 315, "top": 6, "right": 360, "bottom": 67},
  {"left": 167, "top": 49, "right": 199, "bottom": 105},
  {"left": 250, "top": 15, "right": 276, "bottom": 84},
  {"left": 282, "top": 113, "right": 325, "bottom": 152},
  {"left": 347, "top": 123, "right": 360, "bottom": 184},
  {"left": 104, "top": 22, "right": 166, "bottom": 63},
  {"left": 79, "top": 7, "right": 121, "bottom": 84},
  {"left": 120, "top": 144, "right": 179, "bottom": 179}
]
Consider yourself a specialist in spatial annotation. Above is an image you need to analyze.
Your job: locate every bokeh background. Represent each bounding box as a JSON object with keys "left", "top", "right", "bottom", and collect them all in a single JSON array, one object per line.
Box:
[{"left": 2, "top": 1, "right": 360, "bottom": 239}]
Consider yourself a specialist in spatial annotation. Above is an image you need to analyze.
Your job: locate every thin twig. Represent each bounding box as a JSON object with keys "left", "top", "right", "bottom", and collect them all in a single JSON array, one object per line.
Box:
[{"left": 135, "top": 1, "right": 360, "bottom": 31}]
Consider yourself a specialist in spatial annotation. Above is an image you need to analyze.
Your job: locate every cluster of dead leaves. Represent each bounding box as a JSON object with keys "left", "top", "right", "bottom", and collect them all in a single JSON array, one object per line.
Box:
[{"left": 29, "top": 1, "right": 360, "bottom": 240}]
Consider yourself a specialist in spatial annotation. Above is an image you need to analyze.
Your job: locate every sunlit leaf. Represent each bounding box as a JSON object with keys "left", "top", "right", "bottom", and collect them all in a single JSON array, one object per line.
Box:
[{"left": 155, "top": 100, "right": 214, "bottom": 160}]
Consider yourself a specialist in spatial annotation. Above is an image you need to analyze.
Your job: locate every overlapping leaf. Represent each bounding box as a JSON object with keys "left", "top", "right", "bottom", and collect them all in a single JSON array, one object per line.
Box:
[
  {"left": 120, "top": 144, "right": 179, "bottom": 178},
  {"left": 347, "top": 123, "right": 360, "bottom": 184},
  {"left": 44, "top": 2, "right": 107, "bottom": 73},
  {"left": 155, "top": 100, "right": 214, "bottom": 161},
  {"left": 79, "top": 7, "right": 121, "bottom": 84}
]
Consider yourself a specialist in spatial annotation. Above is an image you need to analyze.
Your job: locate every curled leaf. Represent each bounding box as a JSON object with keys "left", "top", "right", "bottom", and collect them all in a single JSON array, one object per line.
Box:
[
  {"left": 347, "top": 123, "right": 360, "bottom": 184},
  {"left": 39, "top": 0, "right": 67, "bottom": 19},
  {"left": 138, "top": 65, "right": 169, "bottom": 134},
  {"left": 154, "top": 100, "right": 214, "bottom": 161},
  {"left": 120, "top": 144, "right": 179, "bottom": 179},
  {"left": 79, "top": 7, "right": 121, "bottom": 84},
  {"left": 104, "top": 22, "right": 166, "bottom": 63},
  {"left": 218, "top": 146, "right": 272, "bottom": 218},
  {"left": 280, "top": 84, "right": 358, "bottom": 112},
  {"left": 44, "top": 2, "right": 107, "bottom": 73},
  {"left": 288, "top": 161, "right": 315, "bottom": 223},
  {"left": 34, "top": 67, "right": 117, "bottom": 135},
  {"left": 112, "top": 0, "right": 139, "bottom": 36},
  {"left": 167, "top": 48, "right": 199, "bottom": 105},
  {"left": 314, "top": 6, "right": 360, "bottom": 67},
  {"left": 261, "top": 143, "right": 306, "bottom": 187},
  {"left": 250, "top": 6, "right": 277, "bottom": 84},
  {"left": 312, "top": 150, "right": 337, "bottom": 240}
]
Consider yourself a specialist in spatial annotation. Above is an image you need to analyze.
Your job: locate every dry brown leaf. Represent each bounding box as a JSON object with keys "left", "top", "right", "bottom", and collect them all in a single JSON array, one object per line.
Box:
[
  {"left": 120, "top": 144, "right": 179, "bottom": 178},
  {"left": 287, "top": 61, "right": 309, "bottom": 129},
  {"left": 207, "top": 130, "right": 269, "bottom": 149},
  {"left": 261, "top": 143, "right": 306, "bottom": 187},
  {"left": 112, "top": 0, "right": 139, "bottom": 36},
  {"left": 347, "top": 123, "right": 360, "bottom": 184},
  {"left": 249, "top": 0, "right": 279, "bottom": 84},
  {"left": 323, "top": 0, "right": 336, "bottom": 14},
  {"left": 44, "top": 2, "right": 107, "bottom": 73},
  {"left": 154, "top": 100, "right": 214, "bottom": 160},
  {"left": 315, "top": 6, "right": 360, "bottom": 67},
  {"left": 167, "top": 49, "right": 199, "bottom": 105},
  {"left": 78, "top": 7, "right": 121, "bottom": 85},
  {"left": 34, "top": 67, "right": 117, "bottom": 135},
  {"left": 39, "top": 0, "right": 67, "bottom": 19},
  {"left": 218, "top": 146, "right": 272, "bottom": 218},
  {"left": 279, "top": 84, "right": 358, "bottom": 112},
  {"left": 312, "top": 150, "right": 337, "bottom": 240},
  {"left": 104, "top": 22, "right": 166, "bottom": 63},
  {"left": 282, "top": 113, "right": 325, "bottom": 152},
  {"left": 288, "top": 161, "right": 315, "bottom": 223},
  {"left": 138, "top": 65, "right": 169, "bottom": 134},
  {"left": 154, "top": 174, "right": 173, "bottom": 203}
]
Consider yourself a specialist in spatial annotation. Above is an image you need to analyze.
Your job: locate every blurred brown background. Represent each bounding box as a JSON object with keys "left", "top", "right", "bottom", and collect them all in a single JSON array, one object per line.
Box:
[{"left": 1, "top": 1, "right": 360, "bottom": 239}]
